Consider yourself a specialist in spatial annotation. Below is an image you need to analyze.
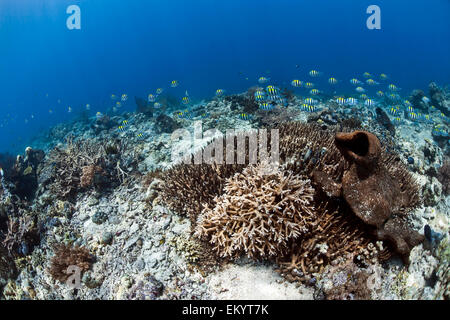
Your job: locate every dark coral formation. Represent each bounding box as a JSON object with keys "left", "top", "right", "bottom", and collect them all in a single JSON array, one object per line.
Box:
[
  {"left": 429, "top": 82, "right": 449, "bottom": 117},
  {"left": 437, "top": 159, "right": 450, "bottom": 195},
  {"left": 1, "top": 147, "right": 45, "bottom": 200},
  {"left": 161, "top": 161, "right": 243, "bottom": 223},
  {"left": 409, "top": 89, "right": 429, "bottom": 112},
  {"left": 154, "top": 113, "right": 180, "bottom": 134},
  {"left": 375, "top": 107, "right": 395, "bottom": 136},
  {"left": 0, "top": 245, "right": 17, "bottom": 291},
  {"left": 135, "top": 96, "right": 154, "bottom": 117},
  {"left": 48, "top": 243, "right": 94, "bottom": 283},
  {"left": 224, "top": 90, "right": 259, "bottom": 113}
]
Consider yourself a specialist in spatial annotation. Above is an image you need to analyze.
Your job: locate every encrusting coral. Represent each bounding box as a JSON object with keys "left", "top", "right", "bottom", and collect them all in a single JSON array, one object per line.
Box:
[{"left": 195, "top": 161, "right": 316, "bottom": 259}]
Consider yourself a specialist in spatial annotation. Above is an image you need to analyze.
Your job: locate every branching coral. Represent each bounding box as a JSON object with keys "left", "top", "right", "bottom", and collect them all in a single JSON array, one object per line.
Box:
[
  {"left": 2, "top": 214, "right": 37, "bottom": 256},
  {"left": 46, "top": 137, "right": 127, "bottom": 200},
  {"left": 48, "top": 243, "right": 94, "bottom": 283},
  {"left": 195, "top": 161, "right": 316, "bottom": 259}
]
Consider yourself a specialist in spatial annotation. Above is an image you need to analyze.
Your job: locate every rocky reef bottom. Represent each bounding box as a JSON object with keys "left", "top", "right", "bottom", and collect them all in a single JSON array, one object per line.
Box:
[{"left": 0, "top": 87, "right": 449, "bottom": 300}]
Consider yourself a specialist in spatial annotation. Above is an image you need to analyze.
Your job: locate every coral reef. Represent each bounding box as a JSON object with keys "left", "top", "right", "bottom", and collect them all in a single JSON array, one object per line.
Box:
[
  {"left": 48, "top": 243, "right": 94, "bottom": 283},
  {"left": 275, "top": 203, "right": 383, "bottom": 283},
  {"left": 45, "top": 137, "right": 125, "bottom": 200},
  {"left": 429, "top": 82, "right": 449, "bottom": 117},
  {"left": 318, "top": 130, "right": 423, "bottom": 259},
  {"left": 437, "top": 158, "right": 450, "bottom": 195},
  {"left": 375, "top": 107, "right": 395, "bottom": 136},
  {"left": 195, "top": 161, "right": 316, "bottom": 259}
]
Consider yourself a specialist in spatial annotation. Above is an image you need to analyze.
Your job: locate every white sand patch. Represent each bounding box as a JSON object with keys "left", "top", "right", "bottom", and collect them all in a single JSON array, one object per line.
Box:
[{"left": 207, "top": 262, "right": 314, "bottom": 300}]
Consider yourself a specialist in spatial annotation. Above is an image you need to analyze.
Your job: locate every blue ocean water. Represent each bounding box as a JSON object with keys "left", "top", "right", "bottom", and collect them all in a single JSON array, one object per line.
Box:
[{"left": 0, "top": 0, "right": 449, "bottom": 154}]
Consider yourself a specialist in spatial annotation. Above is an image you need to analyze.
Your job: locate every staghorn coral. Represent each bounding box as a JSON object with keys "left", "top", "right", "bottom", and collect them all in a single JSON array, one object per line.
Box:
[
  {"left": 48, "top": 243, "right": 94, "bottom": 283},
  {"left": 2, "top": 214, "right": 37, "bottom": 256},
  {"left": 46, "top": 137, "right": 126, "bottom": 200},
  {"left": 161, "top": 162, "right": 243, "bottom": 223},
  {"left": 195, "top": 161, "right": 316, "bottom": 259}
]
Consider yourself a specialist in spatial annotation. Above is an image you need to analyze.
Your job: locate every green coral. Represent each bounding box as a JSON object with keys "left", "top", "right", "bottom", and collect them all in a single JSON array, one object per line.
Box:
[{"left": 169, "top": 236, "right": 202, "bottom": 263}]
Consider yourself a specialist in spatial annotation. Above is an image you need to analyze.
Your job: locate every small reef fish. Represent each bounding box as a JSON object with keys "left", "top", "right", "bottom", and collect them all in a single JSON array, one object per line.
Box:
[
  {"left": 171, "top": 80, "right": 179, "bottom": 87},
  {"left": 266, "top": 85, "right": 279, "bottom": 95},
  {"left": 363, "top": 72, "right": 372, "bottom": 78},
  {"left": 360, "top": 94, "right": 368, "bottom": 100},
  {"left": 216, "top": 89, "right": 225, "bottom": 97},
  {"left": 300, "top": 104, "right": 318, "bottom": 112},
  {"left": 422, "top": 96, "right": 430, "bottom": 104},
  {"left": 254, "top": 90, "right": 265, "bottom": 101},
  {"left": 121, "top": 94, "right": 128, "bottom": 102},
  {"left": 156, "top": 88, "right": 164, "bottom": 95},
  {"left": 258, "top": 77, "right": 270, "bottom": 84},
  {"left": 154, "top": 102, "right": 162, "bottom": 108},
  {"left": 376, "top": 90, "right": 384, "bottom": 97},
  {"left": 350, "top": 78, "right": 362, "bottom": 85},
  {"left": 364, "top": 99, "right": 375, "bottom": 107},
  {"left": 366, "top": 79, "right": 379, "bottom": 85},
  {"left": 116, "top": 101, "right": 122, "bottom": 108},
  {"left": 388, "top": 84, "right": 400, "bottom": 91},
  {"left": 403, "top": 100, "right": 412, "bottom": 106},
  {"left": 310, "top": 89, "right": 320, "bottom": 95},
  {"left": 182, "top": 96, "right": 190, "bottom": 105},
  {"left": 346, "top": 97, "right": 358, "bottom": 106},
  {"left": 408, "top": 112, "right": 418, "bottom": 121},
  {"left": 259, "top": 102, "right": 274, "bottom": 111},
  {"left": 308, "top": 70, "right": 321, "bottom": 77},
  {"left": 335, "top": 97, "right": 346, "bottom": 105},
  {"left": 389, "top": 106, "right": 399, "bottom": 116},
  {"left": 111, "top": 94, "right": 117, "bottom": 100},
  {"left": 67, "top": 106, "right": 72, "bottom": 113},
  {"left": 355, "top": 87, "right": 365, "bottom": 93},
  {"left": 328, "top": 77, "right": 338, "bottom": 85},
  {"left": 380, "top": 73, "right": 388, "bottom": 80},
  {"left": 148, "top": 94, "right": 156, "bottom": 102},
  {"left": 291, "top": 79, "right": 303, "bottom": 87},
  {"left": 407, "top": 106, "right": 415, "bottom": 113},
  {"left": 304, "top": 97, "right": 318, "bottom": 105},
  {"left": 305, "top": 82, "right": 314, "bottom": 88},
  {"left": 392, "top": 117, "right": 402, "bottom": 125},
  {"left": 239, "top": 113, "right": 251, "bottom": 120},
  {"left": 86, "top": 104, "right": 91, "bottom": 110}
]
